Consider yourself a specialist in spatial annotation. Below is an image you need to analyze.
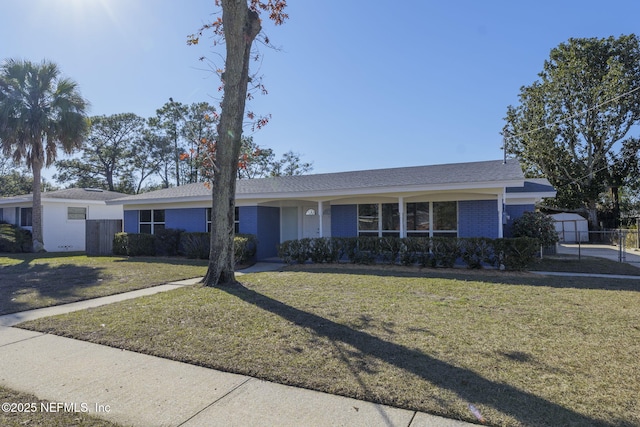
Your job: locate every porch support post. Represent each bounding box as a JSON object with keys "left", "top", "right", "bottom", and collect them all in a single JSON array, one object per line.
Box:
[
  {"left": 498, "top": 190, "right": 504, "bottom": 238},
  {"left": 318, "top": 200, "right": 324, "bottom": 238},
  {"left": 398, "top": 197, "right": 405, "bottom": 238}
]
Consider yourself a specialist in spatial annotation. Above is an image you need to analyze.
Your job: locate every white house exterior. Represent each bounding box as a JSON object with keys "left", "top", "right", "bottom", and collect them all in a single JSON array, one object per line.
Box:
[{"left": 0, "top": 188, "right": 125, "bottom": 252}]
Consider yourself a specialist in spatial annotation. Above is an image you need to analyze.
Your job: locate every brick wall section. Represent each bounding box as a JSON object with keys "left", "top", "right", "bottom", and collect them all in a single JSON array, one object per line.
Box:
[
  {"left": 331, "top": 205, "right": 357, "bottom": 237},
  {"left": 166, "top": 208, "right": 206, "bottom": 232},
  {"left": 504, "top": 204, "right": 534, "bottom": 237},
  {"left": 123, "top": 210, "right": 138, "bottom": 233},
  {"left": 458, "top": 200, "right": 499, "bottom": 238}
]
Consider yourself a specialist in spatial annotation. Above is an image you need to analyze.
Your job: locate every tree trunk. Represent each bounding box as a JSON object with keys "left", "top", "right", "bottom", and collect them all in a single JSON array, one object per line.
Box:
[
  {"left": 31, "top": 161, "right": 45, "bottom": 252},
  {"left": 586, "top": 200, "right": 599, "bottom": 232},
  {"left": 203, "top": 0, "right": 261, "bottom": 287},
  {"left": 611, "top": 186, "right": 620, "bottom": 228}
]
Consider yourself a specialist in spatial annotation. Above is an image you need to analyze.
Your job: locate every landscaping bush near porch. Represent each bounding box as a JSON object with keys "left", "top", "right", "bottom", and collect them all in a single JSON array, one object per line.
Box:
[
  {"left": 113, "top": 230, "right": 257, "bottom": 265},
  {"left": 278, "top": 236, "right": 539, "bottom": 270},
  {"left": 0, "top": 221, "right": 32, "bottom": 253}
]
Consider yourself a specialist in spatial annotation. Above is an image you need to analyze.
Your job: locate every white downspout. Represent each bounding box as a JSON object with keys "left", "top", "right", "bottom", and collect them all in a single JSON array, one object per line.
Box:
[
  {"left": 398, "top": 197, "right": 405, "bottom": 238},
  {"left": 498, "top": 189, "right": 505, "bottom": 238},
  {"left": 318, "top": 200, "right": 324, "bottom": 238}
]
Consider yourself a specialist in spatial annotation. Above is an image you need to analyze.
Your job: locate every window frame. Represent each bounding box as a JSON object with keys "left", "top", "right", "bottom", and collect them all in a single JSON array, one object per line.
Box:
[
  {"left": 207, "top": 207, "right": 240, "bottom": 233},
  {"left": 358, "top": 201, "right": 458, "bottom": 238},
  {"left": 67, "top": 207, "right": 87, "bottom": 220},
  {"left": 139, "top": 209, "right": 165, "bottom": 234},
  {"left": 20, "top": 207, "right": 33, "bottom": 227}
]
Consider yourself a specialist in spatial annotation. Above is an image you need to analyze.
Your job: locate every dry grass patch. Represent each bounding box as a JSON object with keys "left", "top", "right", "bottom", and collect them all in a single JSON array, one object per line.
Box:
[
  {"left": 0, "top": 386, "right": 122, "bottom": 427},
  {"left": 20, "top": 265, "right": 640, "bottom": 426},
  {"left": 0, "top": 253, "right": 208, "bottom": 315}
]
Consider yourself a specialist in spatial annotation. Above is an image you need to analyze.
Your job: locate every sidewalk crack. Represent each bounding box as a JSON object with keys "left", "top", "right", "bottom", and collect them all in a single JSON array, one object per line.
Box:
[{"left": 175, "top": 377, "right": 253, "bottom": 426}]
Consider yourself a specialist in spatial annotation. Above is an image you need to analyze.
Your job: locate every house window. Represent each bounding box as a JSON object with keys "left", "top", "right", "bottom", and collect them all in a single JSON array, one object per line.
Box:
[
  {"left": 20, "top": 207, "right": 32, "bottom": 227},
  {"left": 406, "top": 202, "right": 430, "bottom": 236},
  {"left": 432, "top": 201, "right": 457, "bottom": 236},
  {"left": 139, "top": 209, "right": 165, "bottom": 234},
  {"left": 67, "top": 207, "right": 87, "bottom": 220},
  {"left": 358, "top": 203, "right": 400, "bottom": 237},
  {"left": 207, "top": 207, "right": 239, "bottom": 233}
]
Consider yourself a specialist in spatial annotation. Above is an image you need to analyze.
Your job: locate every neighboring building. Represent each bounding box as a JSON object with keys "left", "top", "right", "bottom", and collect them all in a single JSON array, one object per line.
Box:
[
  {"left": 0, "top": 188, "right": 125, "bottom": 252},
  {"left": 551, "top": 212, "right": 589, "bottom": 243},
  {"left": 110, "top": 159, "right": 556, "bottom": 260}
]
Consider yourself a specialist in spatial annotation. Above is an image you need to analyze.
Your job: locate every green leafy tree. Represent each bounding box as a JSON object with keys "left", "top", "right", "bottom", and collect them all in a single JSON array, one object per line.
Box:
[
  {"left": 0, "top": 157, "right": 33, "bottom": 196},
  {"left": 503, "top": 35, "right": 640, "bottom": 230},
  {"left": 237, "top": 136, "right": 275, "bottom": 179},
  {"left": 181, "top": 102, "right": 218, "bottom": 184},
  {"left": 270, "top": 150, "right": 313, "bottom": 176},
  {"left": 0, "top": 59, "right": 88, "bottom": 251},
  {"left": 188, "top": 0, "right": 288, "bottom": 286},
  {"left": 55, "top": 113, "right": 145, "bottom": 193},
  {"left": 151, "top": 99, "right": 188, "bottom": 187}
]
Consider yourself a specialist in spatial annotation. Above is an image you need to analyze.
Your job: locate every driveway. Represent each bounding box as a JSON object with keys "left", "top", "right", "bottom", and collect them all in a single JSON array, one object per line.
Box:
[{"left": 556, "top": 242, "right": 640, "bottom": 266}]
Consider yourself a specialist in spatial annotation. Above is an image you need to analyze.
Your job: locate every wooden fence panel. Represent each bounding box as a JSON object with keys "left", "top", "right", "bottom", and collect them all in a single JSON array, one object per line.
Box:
[{"left": 86, "top": 219, "right": 123, "bottom": 256}]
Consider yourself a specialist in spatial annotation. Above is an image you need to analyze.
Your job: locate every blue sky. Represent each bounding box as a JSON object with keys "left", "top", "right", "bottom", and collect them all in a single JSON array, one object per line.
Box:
[{"left": 2, "top": 0, "right": 640, "bottom": 181}]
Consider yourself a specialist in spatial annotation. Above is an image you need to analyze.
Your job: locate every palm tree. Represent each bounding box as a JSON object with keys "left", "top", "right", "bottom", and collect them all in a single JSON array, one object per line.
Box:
[{"left": 0, "top": 59, "right": 88, "bottom": 251}]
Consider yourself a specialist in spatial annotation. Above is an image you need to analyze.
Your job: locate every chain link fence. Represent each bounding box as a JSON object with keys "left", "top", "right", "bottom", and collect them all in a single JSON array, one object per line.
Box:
[{"left": 559, "top": 229, "right": 637, "bottom": 263}]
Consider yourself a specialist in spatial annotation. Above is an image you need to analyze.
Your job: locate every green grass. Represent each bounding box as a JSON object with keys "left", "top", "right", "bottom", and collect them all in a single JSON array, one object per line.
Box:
[
  {"left": 20, "top": 264, "right": 640, "bottom": 427},
  {"left": 0, "top": 252, "right": 208, "bottom": 315},
  {"left": 0, "top": 386, "right": 122, "bottom": 427}
]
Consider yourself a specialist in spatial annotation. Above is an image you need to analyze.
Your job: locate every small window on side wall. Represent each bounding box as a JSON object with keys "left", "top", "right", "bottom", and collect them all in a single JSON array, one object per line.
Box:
[{"left": 68, "top": 207, "right": 87, "bottom": 220}]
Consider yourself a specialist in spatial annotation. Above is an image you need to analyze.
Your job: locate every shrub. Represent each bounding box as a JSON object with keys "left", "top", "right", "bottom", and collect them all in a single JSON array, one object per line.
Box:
[
  {"left": 511, "top": 211, "right": 559, "bottom": 248},
  {"left": 0, "top": 221, "right": 32, "bottom": 253},
  {"left": 459, "top": 237, "right": 495, "bottom": 269},
  {"left": 494, "top": 237, "right": 539, "bottom": 270},
  {"left": 127, "top": 233, "right": 156, "bottom": 256},
  {"left": 277, "top": 238, "right": 312, "bottom": 264},
  {"left": 379, "top": 236, "right": 402, "bottom": 264},
  {"left": 235, "top": 233, "right": 258, "bottom": 265},
  {"left": 154, "top": 228, "right": 183, "bottom": 256},
  {"left": 309, "top": 237, "right": 340, "bottom": 263},
  {"left": 112, "top": 232, "right": 129, "bottom": 256},
  {"left": 431, "top": 237, "right": 460, "bottom": 268},
  {"left": 179, "top": 232, "right": 210, "bottom": 259}
]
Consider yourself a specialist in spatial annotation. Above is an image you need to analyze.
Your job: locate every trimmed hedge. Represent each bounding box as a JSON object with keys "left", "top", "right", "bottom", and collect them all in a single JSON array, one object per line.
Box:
[
  {"left": 113, "top": 230, "right": 258, "bottom": 265},
  {"left": 0, "top": 221, "right": 32, "bottom": 253},
  {"left": 278, "top": 236, "right": 539, "bottom": 271}
]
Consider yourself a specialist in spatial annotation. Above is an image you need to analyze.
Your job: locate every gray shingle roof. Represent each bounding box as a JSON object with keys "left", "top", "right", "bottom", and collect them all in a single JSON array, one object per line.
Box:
[
  {"left": 42, "top": 188, "right": 128, "bottom": 201},
  {"left": 112, "top": 159, "right": 526, "bottom": 204},
  {"left": 0, "top": 188, "right": 127, "bottom": 204}
]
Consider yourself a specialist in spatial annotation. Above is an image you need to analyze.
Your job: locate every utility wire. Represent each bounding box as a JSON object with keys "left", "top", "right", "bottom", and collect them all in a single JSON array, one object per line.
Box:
[{"left": 504, "top": 85, "right": 640, "bottom": 140}]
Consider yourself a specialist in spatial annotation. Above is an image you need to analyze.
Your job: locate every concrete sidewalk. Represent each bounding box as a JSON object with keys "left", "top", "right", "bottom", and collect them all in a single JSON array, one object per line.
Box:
[{"left": 0, "top": 263, "right": 474, "bottom": 427}]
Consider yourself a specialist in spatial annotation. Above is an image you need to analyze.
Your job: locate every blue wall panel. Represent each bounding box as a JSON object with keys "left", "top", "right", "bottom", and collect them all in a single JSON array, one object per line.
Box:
[
  {"left": 166, "top": 208, "right": 206, "bottom": 232},
  {"left": 331, "top": 205, "right": 357, "bottom": 237},
  {"left": 458, "top": 200, "right": 499, "bottom": 238},
  {"left": 256, "top": 206, "right": 280, "bottom": 259},
  {"left": 123, "top": 210, "right": 138, "bottom": 233},
  {"left": 239, "top": 206, "right": 258, "bottom": 235}
]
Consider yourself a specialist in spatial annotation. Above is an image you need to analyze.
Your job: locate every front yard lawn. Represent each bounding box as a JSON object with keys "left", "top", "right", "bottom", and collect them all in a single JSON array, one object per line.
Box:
[
  {"left": 0, "top": 386, "right": 122, "bottom": 427},
  {"left": 19, "top": 264, "right": 640, "bottom": 426},
  {"left": 0, "top": 253, "right": 208, "bottom": 315}
]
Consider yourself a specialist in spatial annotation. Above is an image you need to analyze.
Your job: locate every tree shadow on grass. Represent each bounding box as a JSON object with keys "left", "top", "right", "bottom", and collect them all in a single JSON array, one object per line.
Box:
[
  {"left": 221, "top": 282, "right": 616, "bottom": 427},
  {"left": 0, "top": 262, "right": 103, "bottom": 315},
  {"left": 283, "top": 264, "right": 640, "bottom": 292}
]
